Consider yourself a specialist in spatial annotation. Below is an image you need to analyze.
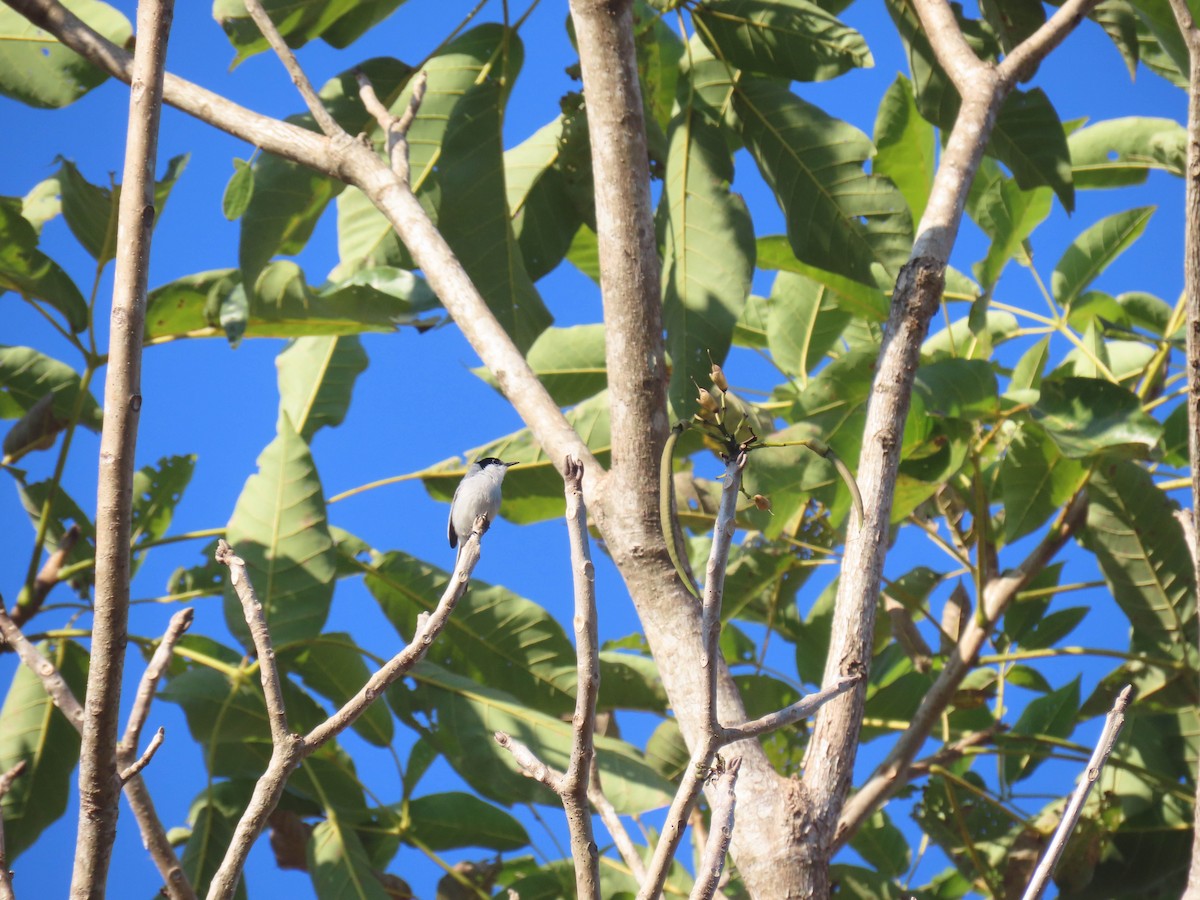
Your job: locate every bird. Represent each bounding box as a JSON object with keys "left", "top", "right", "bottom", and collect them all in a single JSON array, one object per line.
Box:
[{"left": 448, "top": 457, "right": 517, "bottom": 561}]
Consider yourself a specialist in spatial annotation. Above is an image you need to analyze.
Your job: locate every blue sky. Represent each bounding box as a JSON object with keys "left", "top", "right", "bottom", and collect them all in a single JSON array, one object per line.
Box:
[{"left": 0, "top": 0, "right": 1191, "bottom": 896}]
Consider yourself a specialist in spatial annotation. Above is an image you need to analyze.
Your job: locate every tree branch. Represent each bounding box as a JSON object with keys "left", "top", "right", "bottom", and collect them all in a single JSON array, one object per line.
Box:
[
  {"left": 13, "top": 524, "right": 81, "bottom": 627},
  {"left": 0, "top": 595, "right": 85, "bottom": 729},
  {"left": 118, "top": 726, "right": 165, "bottom": 784},
  {"left": 0, "top": 760, "right": 27, "bottom": 900},
  {"left": 588, "top": 766, "right": 647, "bottom": 884},
  {"left": 835, "top": 493, "right": 1087, "bottom": 848},
  {"left": 1021, "top": 685, "right": 1133, "bottom": 900},
  {"left": 688, "top": 757, "right": 740, "bottom": 900},
  {"left": 72, "top": 0, "right": 174, "bottom": 891}
]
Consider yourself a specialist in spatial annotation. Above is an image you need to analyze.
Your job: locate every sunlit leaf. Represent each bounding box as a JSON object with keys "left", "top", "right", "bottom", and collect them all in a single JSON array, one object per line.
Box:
[
  {"left": 1003, "top": 677, "right": 1080, "bottom": 782},
  {"left": 873, "top": 74, "right": 934, "bottom": 225},
  {"left": 404, "top": 792, "right": 530, "bottom": 851},
  {"left": 999, "top": 424, "right": 1086, "bottom": 543},
  {"left": 1051, "top": 207, "right": 1154, "bottom": 308},
  {"left": 0, "top": 200, "right": 87, "bottom": 332},
  {"left": 474, "top": 325, "right": 606, "bottom": 407},
  {"left": 1069, "top": 117, "right": 1185, "bottom": 189},
  {"left": 180, "top": 782, "right": 253, "bottom": 900},
  {"left": 766, "top": 271, "right": 850, "bottom": 376},
  {"left": 1030, "top": 377, "right": 1161, "bottom": 458},
  {"left": 966, "top": 159, "right": 1053, "bottom": 290},
  {"left": 307, "top": 817, "right": 390, "bottom": 900},
  {"left": 276, "top": 335, "right": 369, "bottom": 441}
]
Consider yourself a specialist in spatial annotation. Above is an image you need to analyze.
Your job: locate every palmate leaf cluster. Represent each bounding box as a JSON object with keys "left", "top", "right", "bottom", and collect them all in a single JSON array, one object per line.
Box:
[{"left": 0, "top": 0, "right": 1197, "bottom": 896}]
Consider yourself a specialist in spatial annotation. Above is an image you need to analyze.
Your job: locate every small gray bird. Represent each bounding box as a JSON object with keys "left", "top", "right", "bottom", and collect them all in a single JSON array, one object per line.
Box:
[{"left": 448, "top": 457, "right": 517, "bottom": 559}]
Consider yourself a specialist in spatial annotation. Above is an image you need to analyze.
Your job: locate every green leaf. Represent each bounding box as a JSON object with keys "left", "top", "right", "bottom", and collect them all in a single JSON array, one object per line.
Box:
[
  {"left": 988, "top": 88, "right": 1074, "bottom": 213},
  {"left": 634, "top": 2, "right": 685, "bottom": 136},
  {"left": 2, "top": 394, "right": 65, "bottom": 463},
  {"left": 1016, "top": 606, "right": 1089, "bottom": 651},
  {"left": 0, "top": 640, "right": 88, "bottom": 861},
  {"left": 410, "top": 663, "right": 673, "bottom": 814},
  {"left": 1091, "top": 0, "right": 1140, "bottom": 79},
  {"left": 1069, "top": 117, "right": 1186, "bottom": 189},
  {"left": 979, "top": 0, "right": 1045, "bottom": 54},
  {"left": 1083, "top": 460, "right": 1196, "bottom": 649},
  {"left": 308, "top": 817, "right": 390, "bottom": 900},
  {"left": 276, "top": 336, "right": 369, "bottom": 441},
  {"left": 912, "top": 359, "right": 999, "bottom": 419},
  {"left": 873, "top": 74, "right": 935, "bottom": 225},
  {"left": 180, "top": 782, "right": 253, "bottom": 900},
  {"left": 214, "top": 0, "right": 366, "bottom": 62},
  {"left": 0, "top": 200, "right": 87, "bottom": 332},
  {"left": 0, "top": 0, "right": 131, "bottom": 108},
  {"left": 474, "top": 325, "right": 606, "bottom": 407},
  {"left": 405, "top": 792, "right": 530, "bottom": 851},
  {"left": 736, "top": 78, "right": 912, "bottom": 286},
  {"left": 966, "top": 159, "right": 1053, "bottom": 290},
  {"left": 505, "top": 116, "right": 584, "bottom": 281},
  {"left": 21, "top": 178, "right": 62, "bottom": 234},
  {"left": 1004, "top": 677, "right": 1080, "bottom": 783},
  {"left": 1000, "top": 424, "right": 1086, "bottom": 543},
  {"left": 1008, "top": 335, "right": 1051, "bottom": 396},
  {"left": 222, "top": 159, "right": 255, "bottom": 221},
  {"left": 280, "top": 633, "right": 394, "bottom": 747},
  {"left": 755, "top": 236, "right": 889, "bottom": 321},
  {"left": 144, "top": 264, "right": 436, "bottom": 343},
  {"left": 365, "top": 553, "right": 576, "bottom": 715},
  {"left": 765, "top": 271, "right": 850, "bottom": 376},
  {"left": 693, "top": 0, "right": 872, "bottom": 82},
  {"left": 850, "top": 810, "right": 911, "bottom": 880},
  {"left": 438, "top": 77, "right": 552, "bottom": 353},
  {"left": 131, "top": 454, "right": 197, "bottom": 561},
  {"left": 659, "top": 97, "right": 754, "bottom": 417},
  {"left": 1030, "top": 377, "right": 1161, "bottom": 458},
  {"left": 16, "top": 480, "right": 97, "bottom": 588},
  {"left": 224, "top": 413, "right": 336, "bottom": 649},
  {"left": 597, "top": 651, "right": 668, "bottom": 712},
  {"left": 0, "top": 346, "right": 102, "bottom": 430},
  {"left": 420, "top": 392, "right": 612, "bottom": 525},
  {"left": 1051, "top": 207, "right": 1154, "bottom": 308},
  {"left": 565, "top": 225, "right": 601, "bottom": 283}
]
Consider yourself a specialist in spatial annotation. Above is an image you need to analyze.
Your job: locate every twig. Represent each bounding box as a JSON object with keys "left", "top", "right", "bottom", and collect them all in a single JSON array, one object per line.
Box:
[
  {"left": 0, "top": 760, "right": 27, "bottom": 900},
  {"left": 689, "top": 758, "right": 741, "bottom": 900},
  {"left": 1020, "top": 685, "right": 1134, "bottom": 900},
  {"left": 588, "top": 766, "right": 647, "bottom": 884},
  {"left": 240, "top": 0, "right": 340, "bottom": 137},
  {"left": 356, "top": 69, "right": 428, "bottom": 181},
  {"left": 207, "top": 524, "right": 486, "bottom": 900},
  {"left": 0, "top": 595, "right": 84, "bottom": 729},
  {"left": 560, "top": 457, "right": 601, "bottom": 899},
  {"left": 835, "top": 494, "right": 1087, "bottom": 848},
  {"left": 120, "top": 607, "right": 193, "bottom": 757},
  {"left": 72, "top": 0, "right": 175, "bottom": 890},
  {"left": 493, "top": 732, "right": 563, "bottom": 792},
  {"left": 13, "top": 523, "right": 81, "bottom": 627},
  {"left": 216, "top": 541, "right": 290, "bottom": 743},
  {"left": 721, "top": 674, "right": 863, "bottom": 743},
  {"left": 119, "top": 726, "right": 165, "bottom": 784}
]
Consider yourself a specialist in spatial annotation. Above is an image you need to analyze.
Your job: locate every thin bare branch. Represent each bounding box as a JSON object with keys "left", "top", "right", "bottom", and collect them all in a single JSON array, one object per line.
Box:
[
  {"left": 689, "top": 758, "right": 741, "bottom": 900},
  {"left": 835, "top": 494, "right": 1087, "bottom": 848},
  {"left": 119, "top": 727, "right": 165, "bottom": 784},
  {"left": 356, "top": 69, "right": 428, "bottom": 181},
  {"left": 910, "top": 0, "right": 986, "bottom": 90},
  {"left": 0, "top": 760, "right": 27, "bottom": 900},
  {"left": 216, "top": 541, "right": 290, "bottom": 744},
  {"left": 0, "top": 595, "right": 85, "bottom": 729},
  {"left": 72, "top": 0, "right": 175, "bottom": 890},
  {"left": 493, "top": 732, "right": 564, "bottom": 793},
  {"left": 561, "top": 457, "right": 601, "bottom": 900},
  {"left": 240, "top": 0, "right": 341, "bottom": 137},
  {"left": 589, "top": 766, "right": 647, "bottom": 884},
  {"left": 13, "top": 523, "right": 81, "bottom": 627},
  {"left": 120, "top": 607, "right": 193, "bottom": 757},
  {"left": 1021, "top": 686, "right": 1134, "bottom": 900},
  {"left": 721, "top": 673, "right": 862, "bottom": 744},
  {"left": 998, "top": 0, "right": 1110, "bottom": 84}
]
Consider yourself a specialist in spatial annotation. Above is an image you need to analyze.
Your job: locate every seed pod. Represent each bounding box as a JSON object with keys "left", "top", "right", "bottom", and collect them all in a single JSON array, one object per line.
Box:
[
  {"left": 710, "top": 363, "right": 729, "bottom": 391},
  {"left": 752, "top": 494, "right": 771, "bottom": 511}
]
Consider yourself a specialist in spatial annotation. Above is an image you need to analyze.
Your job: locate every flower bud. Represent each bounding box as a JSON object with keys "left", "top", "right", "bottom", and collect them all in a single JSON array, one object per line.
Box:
[
  {"left": 752, "top": 494, "right": 771, "bottom": 511},
  {"left": 710, "top": 363, "right": 729, "bottom": 391}
]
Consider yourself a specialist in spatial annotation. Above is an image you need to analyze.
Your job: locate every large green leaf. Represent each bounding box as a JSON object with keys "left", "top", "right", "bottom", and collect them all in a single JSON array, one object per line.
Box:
[
  {"left": 276, "top": 336, "right": 369, "bottom": 441},
  {"left": 420, "top": 392, "right": 612, "bottom": 525},
  {"left": 660, "top": 97, "right": 754, "bottom": 417},
  {"left": 0, "top": 0, "right": 131, "bottom": 108},
  {"left": 16, "top": 480, "right": 96, "bottom": 589},
  {"left": 365, "top": 553, "right": 576, "bottom": 715},
  {"left": 224, "top": 413, "right": 336, "bottom": 649},
  {"left": 404, "top": 792, "right": 530, "bottom": 852},
  {"left": 279, "top": 633, "right": 394, "bottom": 747},
  {"left": 474, "top": 324, "right": 606, "bottom": 407},
  {"left": 966, "top": 159, "right": 1053, "bottom": 290},
  {"left": 873, "top": 74, "right": 935, "bottom": 225},
  {"left": 692, "top": 0, "right": 872, "bottom": 82},
  {"left": 144, "top": 264, "right": 437, "bottom": 343},
  {"left": 504, "top": 116, "right": 584, "bottom": 281},
  {"left": 55, "top": 155, "right": 188, "bottom": 266},
  {"left": 912, "top": 358, "right": 999, "bottom": 419},
  {"left": 1003, "top": 677, "right": 1080, "bottom": 783},
  {"left": 333, "top": 26, "right": 510, "bottom": 277},
  {"left": 735, "top": 77, "right": 912, "bottom": 286},
  {"left": 130, "top": 454, "right": 197, "bottom": 573},
  {"left": 0, "top": 640, "right": 88, "bottom": 860},
  {"left": 438, "top": 78, "right": 552, "bottom": 353},
  {"left": 1069, "top": 117, "right": 1186, "bottom": 189},
  {"left": 237, "top": 59, "right": 410, "bottom": 290},
  {"left": 408, "top": 663, "right": 672, "bottom": 814},
  {"left": 999, "top": 424, "right": 1086, "bottom": 544},
  {"left": 1083, "top": 461, "right": 1196, "bottom": 649},
  {"left": 180, "top": 782, "right": 253, "bottom": 900},
  {"left": 1051, "top": 207, "right": 1154, "bottom": 308},
  {"left": 1030, "top": 377, "right": 1162, "bottom": 458},
  {"left": 307, "top": 817, "right": 391, "bottom": 900},
  {"left": 0, "top": 346, "right": 102, "bottom": 430},
  {"left": 0, "top": 200, "right": 87, "bottom": 332},
  {"left": 765, "top": 271, "right": 850, "bottom": 376},
  {"left": 756, "top": 235, "right": 889, "bottom": 321},
  {"left": 213, "top": 0, "right": 363, "bottom": 61}
]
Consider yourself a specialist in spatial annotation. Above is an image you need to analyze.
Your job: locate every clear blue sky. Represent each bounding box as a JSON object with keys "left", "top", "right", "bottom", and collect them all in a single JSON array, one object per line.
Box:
[{"left": 0, "top": 0, "right": 1189, "bottom": 896}]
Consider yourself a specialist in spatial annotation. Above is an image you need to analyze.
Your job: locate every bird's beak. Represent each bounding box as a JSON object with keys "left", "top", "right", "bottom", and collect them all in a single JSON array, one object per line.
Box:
[{"left": 504, "top": 461, "right": 519, "bottom": 468}]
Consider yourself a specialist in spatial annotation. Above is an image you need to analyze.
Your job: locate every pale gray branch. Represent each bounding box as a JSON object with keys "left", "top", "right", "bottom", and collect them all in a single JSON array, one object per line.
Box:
[
  {"left": 493, "top": 732, "right": 564, "bottom": 793},
  {"left": 721, "top": 674, "right": 863, "bottom": 743},
  {"left": 689, "top": 757, "right": 741, "bottom": 900},
  {"left": 589, "top": 766, "right": 647, "bottom": 884},
  {"left": 1021, "top": 685, "right": 1133, "bottom": 900},
  {"left": 15, "top": 523, "right": 81, "bottom": 626},
  {"left": 119, "top": 726, "right": 165, "bottom": 784},
  {"left": 120, "top": 607, "right": 193, "bottom": 757},
  {"left": 72, "top": 0, "right": 174, "bottom": 890},
  {"left": 0, "top": 596, "right": 85, "bottom": 729},
  {"left": 356, "top": 69, "right": 427, "bottom": 180}
]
